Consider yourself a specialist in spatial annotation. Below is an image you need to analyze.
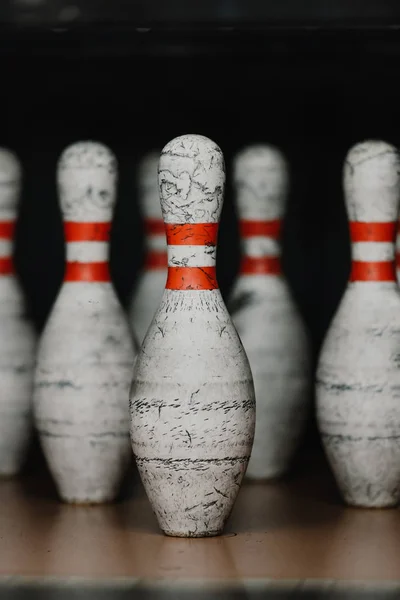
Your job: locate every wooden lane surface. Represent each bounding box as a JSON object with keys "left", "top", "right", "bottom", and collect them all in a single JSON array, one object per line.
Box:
[{"left": 1, "top": 457, "right": 400, "bottom": 581}]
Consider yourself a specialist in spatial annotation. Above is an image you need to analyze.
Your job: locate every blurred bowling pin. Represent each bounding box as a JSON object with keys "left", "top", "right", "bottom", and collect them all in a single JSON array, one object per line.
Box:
[
  {"left": 396, "top": 219, "right": 400, "bottom": 285},
  {"left": 0, "top": 149, "right": 36, "bottom": 476},
  {"left": 33, "top": 141, "right": 136, "bottom": 503},
  {"left": 229, "top": 145, "right": 311, "bottom": 480},
  {"left": 317, "top": 140, "right": 400, "bottom": 507},
  {"left": 129, "top": 151, "right": 167, "bottom": 344},
  {"left": 130, "top": 134, "right": 255, "bottom": 537}
]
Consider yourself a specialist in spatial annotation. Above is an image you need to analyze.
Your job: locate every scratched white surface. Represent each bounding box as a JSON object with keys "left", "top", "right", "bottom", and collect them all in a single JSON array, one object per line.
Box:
[
  {"left": 317, "top": 140, "right": 400, "bottom": 507},
  {"left": 0, "top": 149, "right": 36, "bottom": 476},
  {"left": 33, "top": 142, "right": 137, "bottom": 503},
  {"left": 130, "top": 135, "right": 255, "bottom": 537}
]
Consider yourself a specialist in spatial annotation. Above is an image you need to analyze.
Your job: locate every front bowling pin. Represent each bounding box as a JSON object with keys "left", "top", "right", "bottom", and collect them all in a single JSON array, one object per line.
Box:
[
  {"left": 129, "top": 151, "right": 167, "bottom": 343},
  {"left": 33, "top": 141, "right": 136, "bottom": 504},
  {"left": 0, "top": 149, "right": 36, "bottom": 476},
  {"left": 229, "top": 145, "right": 311, "bottom": 480},
  {"left": 130, "top": 134, "right": 255, "bottom": 537},
  {"left": 316, "top": 140, "right": 400, "bottom": 507}
]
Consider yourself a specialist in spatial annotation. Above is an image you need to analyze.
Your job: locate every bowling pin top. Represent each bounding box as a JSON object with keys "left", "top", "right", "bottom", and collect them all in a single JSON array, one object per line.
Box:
[
  {"left": 159, "top": 134, "right": 225, "bottom": 224},
  {"left": 0, "top": 149, "right": 21, "bottom": 218},
  {"left": 345, "top": 140, "right": 400, "bottom": 284},
  {"left": 57, "top": 141, "right": 117, "bottom": 222},
  {"left": 137, "top": 151, "right": 161, "bottom": 220},
  {"left": 344, "top": 140, "right": 400, "bottom": 222},
  {"left": 233, "top": 144, "right": 288, "bottom": 221}
]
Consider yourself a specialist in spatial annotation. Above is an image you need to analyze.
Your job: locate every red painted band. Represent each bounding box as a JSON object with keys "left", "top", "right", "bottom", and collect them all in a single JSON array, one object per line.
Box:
[
  {"left": 64, "top": 222, "right": 111, "bottom": 242},
  {"left": 350, "top": 222, "right": 395, "bottom": 243},
  {"left": 0, "top": 221, "right": 15, "bottom": 239},
  {"left": 166, "top": 267, "right": 218, "bottom": 290},
  {"left": 64, "top": 262, "right": 111, "bottom": 282},
  {"left": 350, "top": 261, "right": 396, "bottom": 282},
  {"left": 240, "top": 220, "right": 281, "bottom": 238},
  {"left": 165, "top": 223, "right": 218, "bottom": 246},
  {"left": 397, "top": 251, "right": 400, "bottom": 266},
  {"left": 145, "top": 219, "right": 165, "bottom": 236},
  {"left": 0, "top": 257, "right": 14, "bottom": 275},
  {"left": 144, "top": 250, "right": 168, "bottom": 269},
  {"left": 240, "top": 256, "right": 281, "bottom": 275}
]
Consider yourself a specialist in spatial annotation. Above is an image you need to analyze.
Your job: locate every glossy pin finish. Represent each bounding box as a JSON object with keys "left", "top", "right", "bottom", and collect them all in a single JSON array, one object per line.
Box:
[
  {"left": 0, "top": 149, "right": 36, "bottom": 476},
  {"left": 129, "top": 151, "right": 167, "bottom": 344},
  {"left": 130, "top": 134, "right": 255, "bottom": 538},
  {"left": 229, "top": 145, "right": 311, "bottom": 480},
  {"left": 317, "top": 140, "right": 400, "bottom": 508},
  {"left": 33, "top": 141, "right": 137, "bottom": 504}
]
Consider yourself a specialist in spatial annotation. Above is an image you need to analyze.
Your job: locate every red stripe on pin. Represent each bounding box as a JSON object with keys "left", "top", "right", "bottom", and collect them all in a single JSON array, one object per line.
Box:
[
  {"left": 240, "top": 220, "right": 281, "bottom": 238},
  {"left": 145, "top": 250, "right": 168, "bottom": 270},
  {"left": 165, "top": 223, "right": 218, "bottom": 246},
  {"left": 350, "top": 222, "right": 395, "bottom": 242},
  {"left": 145, "top": 219, "right": 165, "bottom": 236},
  {"left": 350, "top": 261, "right": 396, "bottom": 282},
  {"left": 240, "top": 256, "right": 281, "bottom": 275},
  {"left": 0, "top": 221, "right": 15, "bottom": 239},
  {"left": 166, "top": 266, "right": 218, "bottom": 290},
  {"left": 64, "top": 262, "right": 111, "bottom": 282},
  {"left": 0, "top": 257, "right": 14, "bottom": 275},
  {"left": 64, "top": 222, "right": 111, "bottom": 242}
]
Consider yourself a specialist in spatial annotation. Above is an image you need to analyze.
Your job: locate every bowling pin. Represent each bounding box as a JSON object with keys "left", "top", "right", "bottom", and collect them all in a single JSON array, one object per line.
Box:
[
  {"left": 129, "top": 151, "right": 167, "bottom": 343},
  {"left": 396, "top": 220, "right": 400, "bottom": 285},
  {"left": 130, "top": 134, "right": 255, "bottom": 537},
  {"left": 0, "top": 149, "right": 36, "bottom": 476},
  {"left": 33, "top": 141, "right": 136, "bottom": 504},
  {"left": 316, "top": 140, "right": 400, "bottom": 507},
  {"left": 229, "top": 145, "right": 311, "bottom": 480}
]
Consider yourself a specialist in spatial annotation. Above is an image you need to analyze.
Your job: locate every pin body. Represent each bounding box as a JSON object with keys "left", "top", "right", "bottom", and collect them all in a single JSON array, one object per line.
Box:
[
  {"left": 129, "top": 151, "right": 167, "bottom": 344},
  {"left": 396, "top": 223, "right": 400, "bottom": 285},
  {"left": 33, "top": 142, "right": 136, "bottom": 503},
  {"left": 0, "top": 150, "right": 36, "bottom": 476},
  {"left": 130, "top": 134, "right": 255, "bottom": 537},
  {"left": 229, "top": 145, "right": 310, "bottom": 480},
  {"left": 317, "top": 140, "right": 400, "bottom": 507}
]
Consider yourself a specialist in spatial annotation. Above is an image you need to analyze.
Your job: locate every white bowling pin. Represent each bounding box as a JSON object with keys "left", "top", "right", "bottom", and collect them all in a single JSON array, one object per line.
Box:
[
  {"left": 129, "top": 151, "right": 167, "bottom": 344},
  {"left": 316, "top": 140, "right": 400, "bottom": 507},
  {"left": 130, "top": 134, "right": 255, "bottom": 537},
  {"left": 229, "top": 145, "right": 311, "bottom": 480},
  {"left": 396, "top": 221, "right": 400, "bottom": 285},
  {"left": 33, "top": 141, "right": 136, "bottom": 504},
  {"left": 0, "top": 149, "right": 36, "bottom": 476}
]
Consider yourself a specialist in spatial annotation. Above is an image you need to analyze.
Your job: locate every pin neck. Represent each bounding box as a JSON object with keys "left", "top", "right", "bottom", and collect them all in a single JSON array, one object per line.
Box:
[
  {"left": 0, "top": 220, "right": 15, "bottom": 276},
  {"left": 165, "top": 222, "right": 219, "bottom": 290},
  {"left": 64, "top": 220, "right": 111, "bottom": 282},
  {"left": 239, "top": 219, "right": 282, "bottom": 276},
  {"left": 143, "top": 218, "right": 168, "bottom": 270},
  {"left": 349, "top": 221, "right": 396, "bottom": 282}
]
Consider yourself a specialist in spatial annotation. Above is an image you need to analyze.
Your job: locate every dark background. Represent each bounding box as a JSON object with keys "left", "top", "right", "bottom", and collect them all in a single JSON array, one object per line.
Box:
[{"left": 3, "top": 0, "right": 400, "bottom": 477}]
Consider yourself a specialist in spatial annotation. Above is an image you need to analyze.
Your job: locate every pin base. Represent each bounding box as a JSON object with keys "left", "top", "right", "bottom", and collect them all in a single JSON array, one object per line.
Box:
[
  {"left": 59, "top": 496, "right": 117, "bottom": 506},
  {"left": 245, "top": 472, "right": 286, "bottom": 484},
  {"left": 342, "top": 496, "right": 400, "bottom": 509},
  {"left": 162, "top": 528, "right": 224, "bottom": 538}
]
